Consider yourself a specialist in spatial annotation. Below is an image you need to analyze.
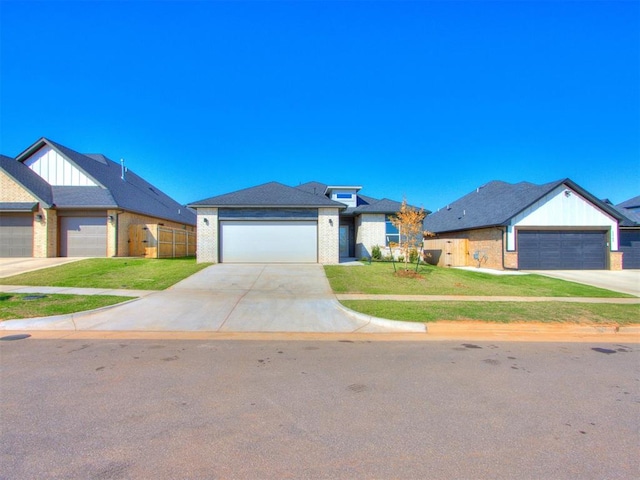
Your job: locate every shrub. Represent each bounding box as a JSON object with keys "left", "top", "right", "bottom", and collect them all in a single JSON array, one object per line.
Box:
[
  {"left": 409, "top": 248, "right": 419, "bottom": 264},
  {"left": 398, "top": 256, "right": 405, "bottom": 263},
  {"left": 371, "top": 245, "right": 382, "bottom": 260}
]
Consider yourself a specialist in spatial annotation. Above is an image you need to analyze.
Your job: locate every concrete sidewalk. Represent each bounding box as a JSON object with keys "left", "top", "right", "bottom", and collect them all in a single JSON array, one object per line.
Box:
[{"left": 336, "top": 294, "right": 640, "bottom": 304}]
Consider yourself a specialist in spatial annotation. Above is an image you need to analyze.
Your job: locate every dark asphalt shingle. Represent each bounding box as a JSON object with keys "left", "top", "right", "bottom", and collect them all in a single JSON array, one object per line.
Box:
[
  {"left": 13, "top": 138, "right": 195, "bottom": 225},
  {"left": 423, "top": 178, "right": 621, "bottom": 233},
  {"left": 190, "top": 181, "right": 345, "bottom": 208}
]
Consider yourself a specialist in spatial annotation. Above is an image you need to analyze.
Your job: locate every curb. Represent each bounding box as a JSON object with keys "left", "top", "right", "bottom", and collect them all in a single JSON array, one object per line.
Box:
[
  {"left": 0, "top": 297, "right": 141, "bottom": 331},
  {"left": 335, "top": 301, "right": 427, "bottom": 333}
]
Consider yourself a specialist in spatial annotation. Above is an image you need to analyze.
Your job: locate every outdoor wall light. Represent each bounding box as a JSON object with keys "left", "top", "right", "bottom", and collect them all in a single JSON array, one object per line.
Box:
[
  {"left": 328, "top": 218, "right": 333, "bottom": 226},
  {"left": 203, "top": 218, "right": 209, "bottom": 226},
  {"left": 35, "top": 214, "right": 44, "bottom": 222},
  {"left": 108, "top": 215, "right": 115, "bottom": 223}
]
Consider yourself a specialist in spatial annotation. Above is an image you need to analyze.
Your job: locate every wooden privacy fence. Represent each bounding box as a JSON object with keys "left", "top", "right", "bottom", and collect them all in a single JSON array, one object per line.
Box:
[
  {"left": 423, "top": 238, "right": 468, "bottom": 267},
  {"left": 129, "top": 224, "right": 196, "bottom": 258}
]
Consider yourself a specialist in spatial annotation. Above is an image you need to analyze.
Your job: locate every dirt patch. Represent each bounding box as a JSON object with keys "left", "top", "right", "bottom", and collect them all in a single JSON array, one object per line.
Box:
[{"left": 394, "top": 270, "right": 424, "bottom": 279}]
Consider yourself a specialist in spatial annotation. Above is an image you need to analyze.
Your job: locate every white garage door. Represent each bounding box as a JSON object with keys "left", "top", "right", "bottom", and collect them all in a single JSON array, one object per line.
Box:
[
  {"left": 60, "top": 217, "right": 107, "bottom": 257},
  {"left": 221, "top": 221, "right": 317, "bottom": 263}
]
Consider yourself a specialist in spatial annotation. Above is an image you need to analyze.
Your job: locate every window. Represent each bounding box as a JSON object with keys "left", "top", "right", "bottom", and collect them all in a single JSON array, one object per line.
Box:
[
  {"left": 336, "top": 193, "right": 352, "bottom": 199},
  {"left": 385, "top": 215, "right": 399, "bottom": 246}
]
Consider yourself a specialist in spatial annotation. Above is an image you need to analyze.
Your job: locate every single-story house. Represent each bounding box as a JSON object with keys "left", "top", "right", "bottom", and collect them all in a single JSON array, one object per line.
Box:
[
  {"left": 188, "top": 181, "right": 424, "bottom": 264},
  {"left": 423, "top": 178, "right": 624, "bottom": 270},
  {"left": 0, "top": 137, "right": 196, "bottom": 257},
  {"left": 609, "top": 195, "right": 640, "bottom": 269}
]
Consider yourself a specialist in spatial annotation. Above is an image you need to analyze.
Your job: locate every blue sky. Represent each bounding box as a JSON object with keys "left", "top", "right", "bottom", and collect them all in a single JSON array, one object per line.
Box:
[{"left": 1, "top": 0, "right": 638, "bottom": 212}]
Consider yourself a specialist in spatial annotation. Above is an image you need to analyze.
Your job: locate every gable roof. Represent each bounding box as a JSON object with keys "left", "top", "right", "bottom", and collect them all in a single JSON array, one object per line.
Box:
[
  {"left": 424, "top": 178, "right": 622, "bottom": 233},
  {"left": 13, "top": 138, "right": 195, "bottom": 225},
  {"left": 0, "top": 154, "right": 53, "bottom": 207},
  {"left": 296, "top": 181, "right": 428, "bottom": 215},
  {"left": 613, "top": 195, "right": 640, "bottom": 227},
  {"left": 189, "top": 181, "right": 345, "bottom": 208}
]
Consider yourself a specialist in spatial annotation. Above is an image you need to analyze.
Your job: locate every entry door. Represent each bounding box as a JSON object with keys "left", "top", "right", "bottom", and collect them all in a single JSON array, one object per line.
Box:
[{"left": 339, "top": 226, "right": 349, "bottom": 257}]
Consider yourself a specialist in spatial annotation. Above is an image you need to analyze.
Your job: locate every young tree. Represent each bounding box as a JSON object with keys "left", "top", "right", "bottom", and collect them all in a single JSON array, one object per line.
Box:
[{"left": 389, "top": 199, "right": 426, "bottom": 271}]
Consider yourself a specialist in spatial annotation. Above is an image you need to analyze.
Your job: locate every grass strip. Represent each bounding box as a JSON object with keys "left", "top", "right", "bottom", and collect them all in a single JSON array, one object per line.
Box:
[
  {"left": 341, "top": 300, "right": 640, "bottom": 326},
  {"left": 0, "top": 293, "right": 134, "bottom": 321},
  {"left": 0, "top": 257, "right": 211, "bottom": 290},
  {"left": 325, "top": 263, "right": 631, "bottom": 297}
]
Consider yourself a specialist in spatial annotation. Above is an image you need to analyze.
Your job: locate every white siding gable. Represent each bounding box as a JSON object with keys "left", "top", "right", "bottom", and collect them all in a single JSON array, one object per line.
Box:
[
  {"left": 506, "top": 185, "right": 618, "bottom": 250},
  {"left": 24, "top": 146, "right": 97, "bottom": 186}
]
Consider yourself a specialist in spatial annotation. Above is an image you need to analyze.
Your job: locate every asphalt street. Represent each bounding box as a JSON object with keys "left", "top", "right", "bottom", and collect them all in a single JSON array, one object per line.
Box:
[{"left": 1, "top": 337, "right": 638, "bottom": 479}]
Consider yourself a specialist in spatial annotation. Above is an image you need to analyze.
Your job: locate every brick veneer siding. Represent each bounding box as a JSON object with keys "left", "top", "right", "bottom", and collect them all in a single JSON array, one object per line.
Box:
[
  {"left": 356, "top": 213, "right": 386, "bottom": 258},
  {"left": 609, "top": 251, "right": 623, "bottom": 271},
  {"left": 318, "top": 208, "right": 340, "bottom": 264},
  {"left": 114, "top": 210, "right": 195, "bottom": 257},
  {"left": 196, "top": 208, "right": 218, "bottom": 263},
  {"left": 1, "top": 171, "right": 38, "bottom": 202}
]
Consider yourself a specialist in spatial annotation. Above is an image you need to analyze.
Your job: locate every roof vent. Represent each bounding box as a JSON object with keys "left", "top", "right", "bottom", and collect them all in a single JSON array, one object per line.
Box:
[{"left": 120, "top": 158, "right": 127, "bottom": 181}]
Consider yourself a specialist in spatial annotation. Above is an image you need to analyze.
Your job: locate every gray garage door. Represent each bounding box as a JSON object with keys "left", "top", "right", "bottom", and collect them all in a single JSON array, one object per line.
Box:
[
  {"left": 60, "top": 217, "right": 107, "bottom": 257},
  {"left": 0, "top": 214, "right": 33, "bottom": 257},
  {"left": 221, "top": 220, "right": 317, "bottom": 263},
  {"left": 518, "top": 230, "right": 607, "bottom": 270},
  {"left": 619, "top": 230, "right": 640, "bottom": 269}
]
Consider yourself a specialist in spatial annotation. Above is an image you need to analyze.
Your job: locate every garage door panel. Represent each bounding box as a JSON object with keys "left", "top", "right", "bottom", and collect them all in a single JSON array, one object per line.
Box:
[
  {"left": 60, "top": 217, "right": 107, "bottom": 257},
  {"left": 0, "top": 214, "right": 33, "bottom": 257},
  {"left": 518, "top": 230, "right": 606, "bottom": 270},
  {"left": 221, "top": 221, "right": 317, "bottom": 263},
  {"left": 620, "top": 231, "right": 640, "bottom": 269}
]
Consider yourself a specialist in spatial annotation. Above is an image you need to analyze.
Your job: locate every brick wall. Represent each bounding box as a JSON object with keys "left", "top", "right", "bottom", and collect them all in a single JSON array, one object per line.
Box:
[
  {"left": 610, "top": 251, "right": 623, "bottom": 271},
  {"left": 0, "top": 171, "right": 37, "bottom": 202},
  {"left": 355, "top": 213, "right": 385, "bottom": 258},
  {"left": 318, "top": 208, "right": 339, "bottom": 264},
  {"left": 195, "top": 208, "right": 218, "bottom": 263}
]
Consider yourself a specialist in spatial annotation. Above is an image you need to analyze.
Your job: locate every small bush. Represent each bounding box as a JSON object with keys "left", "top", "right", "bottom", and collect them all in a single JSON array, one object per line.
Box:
[
  {"left": 372, "top": 245, "right": 382, "bottom": 260},
  {"left": 409, "top": 248, "right": 419, "bottom": 264},
  {"left": 398, "top": 256, "right": 405, "bottom": 263}
]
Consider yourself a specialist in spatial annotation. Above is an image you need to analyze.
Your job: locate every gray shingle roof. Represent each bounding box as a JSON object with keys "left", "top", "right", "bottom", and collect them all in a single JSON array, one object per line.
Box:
[
  {"left": 0, "top": 202, "right": 38, "bottom": 212},
  {"left": 13, "top": 138, "right": 195, "bottom": 225},
  {"left": 614, "top": 196, "right": 640, "bottom": 227},
  {"left": 424, "top": 179, "right": 622, "bottom": 233},
  {"left": 0, "top": 154, "right": 53, "bottom": 207},
  {"left": 618, "top": 195, "right": 640, "bottom": 210},
  {"left": 190, "top": 181, "right": 345, "bottom": 208},
  {"left": 190, "top": 180, "right": 427, "bottom": 215}
]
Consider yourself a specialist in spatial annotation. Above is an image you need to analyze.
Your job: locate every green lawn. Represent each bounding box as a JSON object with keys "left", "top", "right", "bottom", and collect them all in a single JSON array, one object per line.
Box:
[
  {"left": 325, "top": 262, "right": 631, "bottom": 297},
  {"left": 341, "top": 300, "right": 640, "bottom": 326},
  {"left": 0, "top": 257, "right": 211, "bottom": 290},
  {"left": 0, "top": 293, "right": 134, "bottom": 321}
]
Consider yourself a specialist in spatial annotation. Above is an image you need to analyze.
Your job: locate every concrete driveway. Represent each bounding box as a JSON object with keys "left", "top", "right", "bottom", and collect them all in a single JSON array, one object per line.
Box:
[
  {"left": 1, "top": 264, "right": 422, "bottom": 333},
  {"left": 0, "top": 257, "right": 85, "bottom": 278},
  {"left": 530, "top": 269, "right": 640, "bottom": 296}
]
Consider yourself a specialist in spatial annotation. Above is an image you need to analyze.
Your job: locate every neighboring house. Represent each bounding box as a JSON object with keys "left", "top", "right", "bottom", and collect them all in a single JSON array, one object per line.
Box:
[
  {"left": 423, "top": 178, "right": 623, "bottom": 271},
  {"left": 0, "top": 137, "right": 196, "bottom": 258},
  {"left": 610, "top": 195, "right": 640, "bottom": 269},
  {"left": 188, "top": 181, "right": 422, "bottom": 264}
]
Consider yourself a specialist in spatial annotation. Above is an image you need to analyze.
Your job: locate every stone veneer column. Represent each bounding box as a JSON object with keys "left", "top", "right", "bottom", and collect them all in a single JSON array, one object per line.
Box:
[
  {"left": 196, "top": 208, "right": 218, "bottom": 263},
  {"left": 317, "top": 208, "right": 339, "bottom": 264}
]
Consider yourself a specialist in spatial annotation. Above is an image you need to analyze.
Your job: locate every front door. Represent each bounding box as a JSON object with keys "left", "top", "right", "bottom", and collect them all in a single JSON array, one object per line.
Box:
[{"left": 339, "top": 225, "right": 349, "bottom": 257}]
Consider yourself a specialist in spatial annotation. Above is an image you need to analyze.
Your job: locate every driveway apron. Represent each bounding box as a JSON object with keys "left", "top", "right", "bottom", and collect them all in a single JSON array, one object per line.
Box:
[{"left": 64, "top": 264, "right": 398, "bottom": 332}]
